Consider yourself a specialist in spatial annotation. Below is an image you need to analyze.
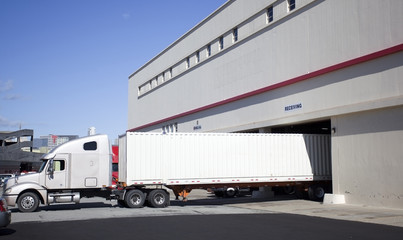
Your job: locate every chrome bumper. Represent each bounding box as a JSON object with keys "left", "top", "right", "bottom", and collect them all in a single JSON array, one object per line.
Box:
[{"left": 2, "top": 194, "right": 17, "bottom": 207}]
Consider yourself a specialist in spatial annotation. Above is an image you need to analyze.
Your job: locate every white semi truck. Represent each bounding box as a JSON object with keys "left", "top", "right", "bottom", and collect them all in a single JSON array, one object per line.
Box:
[{"left": 2, "top": 132, "right": 331, "bottom": 212}]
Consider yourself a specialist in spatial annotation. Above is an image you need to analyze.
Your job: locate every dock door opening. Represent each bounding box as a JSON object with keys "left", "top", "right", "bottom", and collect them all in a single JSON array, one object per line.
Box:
[{"left": 271, "top": 120, "right": 331, "bottom": 135}]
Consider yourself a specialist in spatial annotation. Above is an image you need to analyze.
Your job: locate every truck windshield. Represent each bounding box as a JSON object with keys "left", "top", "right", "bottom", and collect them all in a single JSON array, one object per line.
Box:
[{"left": 38, "top": 159, "right": 49, "bottom": 173}]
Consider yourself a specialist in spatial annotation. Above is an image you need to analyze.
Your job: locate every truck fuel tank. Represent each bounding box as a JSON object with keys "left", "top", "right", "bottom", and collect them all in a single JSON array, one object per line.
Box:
[{"left": 48, "top": 192, "right": 80, "bottom": 204}]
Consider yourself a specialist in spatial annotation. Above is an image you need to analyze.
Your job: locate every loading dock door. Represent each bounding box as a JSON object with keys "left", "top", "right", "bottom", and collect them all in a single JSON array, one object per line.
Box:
[{"left": 271, "top": 120, "right": 331, "bottom": 135}]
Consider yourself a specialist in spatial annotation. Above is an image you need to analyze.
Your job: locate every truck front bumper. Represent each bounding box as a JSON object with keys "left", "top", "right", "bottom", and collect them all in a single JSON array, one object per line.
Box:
[{"left": 2, "top": 194, "right": 18, "bottom": 207}]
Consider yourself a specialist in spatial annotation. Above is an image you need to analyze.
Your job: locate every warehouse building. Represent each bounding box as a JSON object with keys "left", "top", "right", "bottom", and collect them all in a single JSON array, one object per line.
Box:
[{"left": 128, "top": 0, "right": 403, "bottom": 208}]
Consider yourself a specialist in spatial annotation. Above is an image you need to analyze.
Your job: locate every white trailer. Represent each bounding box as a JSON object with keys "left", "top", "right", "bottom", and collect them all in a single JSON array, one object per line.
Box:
[{"left": 118, "top": 132, "right": 331, "bottom": 205}]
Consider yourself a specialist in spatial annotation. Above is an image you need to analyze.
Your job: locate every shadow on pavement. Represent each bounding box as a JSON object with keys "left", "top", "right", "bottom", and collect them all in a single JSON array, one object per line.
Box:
[
  {"left": 0, "top": 228, "right": 16, "bottom": 236},
  {"left": 171, "top": 193, "right": 301, "bottom": 207},
  {"left": 10, "top": 201, "right": 115, "bottom": 213},
  {"left": 9, "top": 192, "right": 305, "bottom": 212}
]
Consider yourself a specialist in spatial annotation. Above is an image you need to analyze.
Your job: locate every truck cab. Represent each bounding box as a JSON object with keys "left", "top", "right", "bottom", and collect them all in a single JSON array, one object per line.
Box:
[{"left": 2, "top": 135, "right": 111, "bottom": 212}]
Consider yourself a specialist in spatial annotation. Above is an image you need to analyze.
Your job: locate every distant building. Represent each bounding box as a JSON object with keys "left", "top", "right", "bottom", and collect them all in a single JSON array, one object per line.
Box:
[
  {"left": 33, "top": 138, "right": 47, "bottom": 149},
  {"left": 0, "top": 129, "right": 43, "bottom": 174},
  {"left": 39, "top": 134, "right": 79, "bottom": 152}
]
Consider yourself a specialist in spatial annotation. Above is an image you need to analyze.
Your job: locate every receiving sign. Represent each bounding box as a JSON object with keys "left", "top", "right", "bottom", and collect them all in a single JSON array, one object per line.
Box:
[{"left": 285, "top": 103, "right": 302, "bottom": 112}]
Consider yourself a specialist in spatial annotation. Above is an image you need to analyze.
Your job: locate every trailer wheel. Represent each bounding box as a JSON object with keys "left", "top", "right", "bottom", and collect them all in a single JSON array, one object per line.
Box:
[
  {"left": 17, "top": 192, "right": 40, "bottom": 212},
  {"left": 283, "top": 186, "right": 296, "bottom": 195},
  {"left": 125, "top": 189, "right": 146, "bottom": 208},
  {"left": 224, "top": 188, "right": 238, "bottom": 198},
  {"left": 308, "top": 185, "right": 325, "bottom": 201},
  {"left": 148, "top": 189, "right": 170, "bottom": 208}
]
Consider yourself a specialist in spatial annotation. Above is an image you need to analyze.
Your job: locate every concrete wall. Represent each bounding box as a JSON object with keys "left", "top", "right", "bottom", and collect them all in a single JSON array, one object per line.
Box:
[
  {"left": 135, "top": 50, "right": 403, "bottom": 134},
  {"left": 332, "top": 106, "right": 403, "bottom": 208},
  {"left": 128, "top": 0, "right": 403, "bottom": 132}
]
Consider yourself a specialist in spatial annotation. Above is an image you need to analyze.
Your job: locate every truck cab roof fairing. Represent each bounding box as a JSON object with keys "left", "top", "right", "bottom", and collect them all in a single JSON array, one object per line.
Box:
[{"left": 42, "top": 135, "right": 109, "bottom": 159}]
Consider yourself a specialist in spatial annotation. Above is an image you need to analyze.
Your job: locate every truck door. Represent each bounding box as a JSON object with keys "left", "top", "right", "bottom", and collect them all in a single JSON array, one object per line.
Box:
[{"left": 46, "top": 158, "right": 67, "bottom": 189}]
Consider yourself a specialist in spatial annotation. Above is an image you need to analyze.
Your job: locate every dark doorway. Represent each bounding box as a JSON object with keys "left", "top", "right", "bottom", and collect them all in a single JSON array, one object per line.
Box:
[{"left": 271, "top": 120, "right": 331, "bottom": 134}]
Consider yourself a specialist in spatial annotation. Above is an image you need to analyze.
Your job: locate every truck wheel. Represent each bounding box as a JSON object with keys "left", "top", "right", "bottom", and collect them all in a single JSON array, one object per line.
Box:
[
  {"left": 125, "top": 189, "right": 146, "bottom": 208},
  {"left": 18, "top": 192, "right": 40, "bottom": 212},
  {"left": 148, "top": 189, "right": 170, "bottom": 208},
  {"left": 308, "top": 185, "right": 325, "bottom": 201}
]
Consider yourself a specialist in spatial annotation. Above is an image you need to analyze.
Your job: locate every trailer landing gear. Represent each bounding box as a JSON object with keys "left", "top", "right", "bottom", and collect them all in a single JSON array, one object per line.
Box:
[{"left": 171, "top": 186, "right": 192, "bottom": 201}]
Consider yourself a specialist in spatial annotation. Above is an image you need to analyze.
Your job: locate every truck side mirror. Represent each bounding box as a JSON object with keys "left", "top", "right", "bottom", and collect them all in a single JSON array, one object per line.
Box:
[{"left": 48, "top": 159, "right": 54, "bottom": 179}]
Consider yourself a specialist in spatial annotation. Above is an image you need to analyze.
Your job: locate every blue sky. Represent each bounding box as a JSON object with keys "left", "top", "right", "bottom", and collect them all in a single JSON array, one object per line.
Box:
[{"left": 0, "top": 0, "right": 226, "bottom": 141}]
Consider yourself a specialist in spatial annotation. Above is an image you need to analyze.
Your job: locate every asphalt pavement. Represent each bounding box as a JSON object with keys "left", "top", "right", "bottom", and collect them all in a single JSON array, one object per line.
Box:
[
  {"left": 2, "top": 213, "right": 403, "bottom": 240},
  {"left": 2, "top": 190, "right": 403, "bottom": 239},
  {"left": 6, "top": 190, "right": 403, "bottom": 227}
]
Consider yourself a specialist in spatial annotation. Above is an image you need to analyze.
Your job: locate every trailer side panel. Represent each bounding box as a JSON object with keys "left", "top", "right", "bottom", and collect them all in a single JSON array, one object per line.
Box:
[{"left": 119, "top": 132, "right": 331, "bottom": 186}]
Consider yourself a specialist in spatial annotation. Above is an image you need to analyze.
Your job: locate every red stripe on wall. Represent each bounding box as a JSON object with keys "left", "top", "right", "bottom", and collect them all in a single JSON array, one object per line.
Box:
[{"left": 128, "top": 43, "right": 403, "bottom": 132}]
